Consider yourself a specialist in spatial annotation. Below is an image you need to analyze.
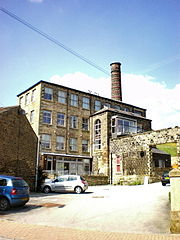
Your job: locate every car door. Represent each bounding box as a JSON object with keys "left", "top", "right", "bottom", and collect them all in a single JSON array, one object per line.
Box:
[{"left": 54, "top": 177, "right": 68, "bottom": 192}]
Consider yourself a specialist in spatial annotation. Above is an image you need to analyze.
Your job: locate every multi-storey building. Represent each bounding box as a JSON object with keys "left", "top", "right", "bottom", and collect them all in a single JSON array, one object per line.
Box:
[{"left": 17, "top": 62, "right": 152, "bottom": 177}]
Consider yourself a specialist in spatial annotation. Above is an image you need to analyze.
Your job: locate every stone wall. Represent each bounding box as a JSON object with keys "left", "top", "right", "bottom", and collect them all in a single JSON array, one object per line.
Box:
[
  {"left": 0, "top": 106, "right": 38, "bottom": 190},
  {"left": 170, "top": 169, "right": 180, "bottom": 233},
  {"left": 110, "top": 127, "right": 180, "bottom": 184}
]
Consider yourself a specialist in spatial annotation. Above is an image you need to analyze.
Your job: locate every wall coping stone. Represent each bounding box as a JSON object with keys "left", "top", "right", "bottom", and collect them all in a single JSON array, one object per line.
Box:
[{"left": 169, "top": 169, "right": 180, "bottom": 178}]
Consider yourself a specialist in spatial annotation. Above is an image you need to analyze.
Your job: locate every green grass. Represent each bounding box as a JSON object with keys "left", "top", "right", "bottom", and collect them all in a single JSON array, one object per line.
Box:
[{"left": 156, "top": 143, "right": 177, "bottom": 157}]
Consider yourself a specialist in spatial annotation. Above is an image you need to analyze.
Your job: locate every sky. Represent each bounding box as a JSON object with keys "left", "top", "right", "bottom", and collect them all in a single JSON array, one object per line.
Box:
[{"left": 0, "top": 0, "right": 179, "bottom": 130}]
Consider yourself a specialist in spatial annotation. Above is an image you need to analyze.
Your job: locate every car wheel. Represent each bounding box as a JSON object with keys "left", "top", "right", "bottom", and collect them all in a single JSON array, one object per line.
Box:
[
  {"left": 75, "top": 186, "right": 83, "bottom": 194},
  {"left": 43, "top": 186, "right": 51, "bottom": 193},
  {"left": 162, "top": 182, "right": 166, "bottom": 186},
  {"left": 0, "top": 198, "right": 10, "bottom": 211}
]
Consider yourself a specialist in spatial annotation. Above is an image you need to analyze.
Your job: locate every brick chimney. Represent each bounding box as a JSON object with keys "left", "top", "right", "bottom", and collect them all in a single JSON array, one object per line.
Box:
[{"left": 110, "top": 62, "right": 122, "bottom": 101}]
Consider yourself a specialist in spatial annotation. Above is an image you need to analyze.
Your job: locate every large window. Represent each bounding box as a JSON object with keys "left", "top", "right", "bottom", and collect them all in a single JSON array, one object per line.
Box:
[
  {"left": 94, "top": 100, "right": 101, "bottom": 111},
  {"left": 69, "top": 138, "right": 77, "bottom": 151},
  {"left": 82, "top": 118, "right": 89, "bottom": 131},
  {"left": 58, "top": 90, "right": 66, "bottom": 104},
  {"left": 43, "top": 111, "right": 52, "bottom": 124},
  {"left": 82, "top": 140, "right": 89, "bottom": 152},
  {"left": 70, "top": 116, "right": 78, "bottom": 128},
  {"left": 57, "top": 113, "right": 65, "bottom": 127},
  {"left": 94, "top": 119, "right": 101, "bottom": 149},
  {"left": 44, "top": 87, "right": 53, "bottom": 100},
  {"left": 70, "top": 94, "right": 78, "bottom": 107},
  {"left": 111, "top": 117, "right": 137, "bottom": 135},
  {"left": 41, "top": 134, "right": 51, "bottom": 149},
  {"left": 82, "top": 97, "right": 90, "bottom": 109},
  {"left": 56, "top": 136, "right": 65, "bottom": 150}
]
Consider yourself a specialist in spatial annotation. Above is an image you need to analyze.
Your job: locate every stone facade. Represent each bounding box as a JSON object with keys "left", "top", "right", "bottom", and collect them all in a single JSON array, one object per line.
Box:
[
  {"left": 110, "top": 127, "right": 180, "bottom": 184},
  {"left": 0, "top": 106, "right": 38, "bottom": 190},
  {"left": 170, "top": 169, "right": 180, "bottom": 233},
  {"left": 90, "top": 107, "right": 152, "bottom": 177},
  {"left": 17, "top": 80, "right": 147, "bottom": 177}
]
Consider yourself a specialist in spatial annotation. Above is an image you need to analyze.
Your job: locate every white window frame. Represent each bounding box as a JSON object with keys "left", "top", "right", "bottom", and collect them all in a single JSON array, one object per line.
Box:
[
  {"left": 43, "top": 110, "right": 52, "bottom": 124},
  {"left": 94, "top": 119, "right": 101, "bottom": 149},
  {"left": 69, "top": 138, "right": 77, "bottom": 151},
  {"left": 44, "top": 87, "right": 53, "bottom": 100},
  {"left": 56, "top": 136, "right": 65, "bottom": 150},
  {"left": 82, "top": 118, "right": 89, "bottom": 131},
  {"left": 58, "top": 90, "right": 66, "bottom": 104},
  {"left": 70, "top": 116, "right": 78, "bottom": 128},
  {"left": 94, "top": 100, "right": 101, "bottom": 111},
  {"left": 41, "top": 134, "right": 51, "bottom": 149},
  {"left": 57, "top": 113, "right": 65, "bottom": 127},
  {"left": 70, "top": 94, "right": 78, "bottom": 107},
  {"left": 82, "top": 97, "right": 90, "bottom": 109},
  {"left": 31, "top": 89, "right": 36, "bottom": 102}
]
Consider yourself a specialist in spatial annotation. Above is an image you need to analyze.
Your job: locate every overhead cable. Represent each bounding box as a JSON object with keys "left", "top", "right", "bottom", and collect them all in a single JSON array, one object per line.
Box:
[{"left": 0, "top": 7, "right": 110, "bottom": 76}]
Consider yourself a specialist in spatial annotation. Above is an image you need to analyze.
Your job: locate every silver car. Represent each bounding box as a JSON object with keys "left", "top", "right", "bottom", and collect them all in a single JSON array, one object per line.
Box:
[{"left": 41, "top": 175, "right": 88, "bottom": 194}]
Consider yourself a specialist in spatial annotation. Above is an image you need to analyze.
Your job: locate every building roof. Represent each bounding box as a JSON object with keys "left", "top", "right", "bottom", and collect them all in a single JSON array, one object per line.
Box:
[
  {"left": 0, "top": 106, "right": 19, "bottom": 114},
  {"left": 17, "top": 80, "right": 146, "bottom": 111},
  {"left": 91, "top": 106, "right": 152, "bottom": 121},
  {"left": 151, "top": 148, "right": 170, "bottom": 155}
]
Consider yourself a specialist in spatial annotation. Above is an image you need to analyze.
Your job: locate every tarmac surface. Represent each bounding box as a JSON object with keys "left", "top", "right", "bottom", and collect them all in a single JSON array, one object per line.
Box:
[{"left": 0, "top": 183, "right": 180, "bottom": 239}]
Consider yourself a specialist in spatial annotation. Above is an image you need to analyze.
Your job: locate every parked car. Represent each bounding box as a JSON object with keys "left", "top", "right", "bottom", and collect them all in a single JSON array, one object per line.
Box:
[
  {"left": 161, "top": 171, "right": 170, "bottom": 186},
  {"left": 41, "top": 175, "right": 88, "bottom": 194},
  {"left": 0, "top": 175, "right": 29, "bottom": 211}
]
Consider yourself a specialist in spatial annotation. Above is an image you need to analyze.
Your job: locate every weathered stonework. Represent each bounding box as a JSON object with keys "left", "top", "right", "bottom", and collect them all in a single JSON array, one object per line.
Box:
[
  {"left": 110, "top": 127, "right": 180, "bottom": 184},
  {"left": 0, "top": 106, "right": 38, "bottom": 190},
  {"left": 170, "top": 169, "right": 180, "bottom": 233}
]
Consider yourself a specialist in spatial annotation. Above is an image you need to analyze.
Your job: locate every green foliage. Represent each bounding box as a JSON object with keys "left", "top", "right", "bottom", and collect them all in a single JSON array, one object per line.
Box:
[{"left": 156, "top": 143, "right": 177, "bottom": 157}]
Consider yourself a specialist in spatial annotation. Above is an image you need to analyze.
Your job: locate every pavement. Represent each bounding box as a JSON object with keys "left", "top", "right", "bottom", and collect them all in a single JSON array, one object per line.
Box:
[{"left": 0, "top": 219, "right": 180, "bottom": 240}]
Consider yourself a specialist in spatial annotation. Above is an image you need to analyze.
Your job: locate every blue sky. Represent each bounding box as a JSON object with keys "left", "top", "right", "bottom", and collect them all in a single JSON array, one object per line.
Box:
[{"left": 0, "top": 0, "right": 179, "bottom": 129}]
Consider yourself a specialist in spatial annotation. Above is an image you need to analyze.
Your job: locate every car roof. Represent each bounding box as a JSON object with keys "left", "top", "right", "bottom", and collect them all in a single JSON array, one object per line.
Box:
[{"left": 0, "top": 175, "right": 23, "bottom": 180}]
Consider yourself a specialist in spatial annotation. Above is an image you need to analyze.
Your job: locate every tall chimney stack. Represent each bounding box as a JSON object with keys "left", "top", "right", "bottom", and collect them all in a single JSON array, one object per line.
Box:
[{"left": 110, "top": 62, "right": 122, "bottom": 101}]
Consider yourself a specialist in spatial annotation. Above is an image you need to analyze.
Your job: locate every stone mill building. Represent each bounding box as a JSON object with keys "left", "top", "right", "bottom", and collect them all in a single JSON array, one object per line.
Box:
[{"left": 17, "top": 62, "right": 180, "bottom": 183}]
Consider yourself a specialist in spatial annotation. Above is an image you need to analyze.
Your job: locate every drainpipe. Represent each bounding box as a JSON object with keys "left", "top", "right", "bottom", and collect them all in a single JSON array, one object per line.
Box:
[{"left": 35, "top": 135, "right": 40, "bottom": 191}]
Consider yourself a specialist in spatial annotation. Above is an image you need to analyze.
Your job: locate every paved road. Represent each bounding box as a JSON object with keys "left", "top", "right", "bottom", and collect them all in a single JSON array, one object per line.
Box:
[{"left": 0, "top": 182, "right": 171, "bottom": 235}]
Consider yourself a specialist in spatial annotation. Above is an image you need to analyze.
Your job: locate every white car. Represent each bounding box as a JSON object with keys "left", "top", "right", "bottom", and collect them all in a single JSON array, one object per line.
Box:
[{"left": 41, "top": 175, "right": 88, "bottom": 194}]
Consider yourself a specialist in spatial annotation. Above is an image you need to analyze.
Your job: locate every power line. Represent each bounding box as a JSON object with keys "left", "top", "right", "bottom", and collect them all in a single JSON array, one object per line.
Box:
[{"left": 0, "top": 7, "right": 110, "bottom": 76}]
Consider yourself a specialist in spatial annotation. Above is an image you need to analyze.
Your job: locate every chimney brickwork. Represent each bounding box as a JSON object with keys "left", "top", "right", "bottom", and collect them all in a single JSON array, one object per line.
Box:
[{"left": 110, "top": 62, "right": 122, "bottom": 101}]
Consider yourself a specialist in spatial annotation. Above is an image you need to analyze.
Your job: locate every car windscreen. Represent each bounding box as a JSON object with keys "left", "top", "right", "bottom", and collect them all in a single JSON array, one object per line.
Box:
[{"left": 12, "top": 179, "right": 28, "bottom": 188}]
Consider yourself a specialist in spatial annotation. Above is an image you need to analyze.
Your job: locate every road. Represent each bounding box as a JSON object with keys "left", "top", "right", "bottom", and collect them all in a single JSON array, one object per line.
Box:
[{"left": 0, "top": 182, "right": 170, "bottom": 234}]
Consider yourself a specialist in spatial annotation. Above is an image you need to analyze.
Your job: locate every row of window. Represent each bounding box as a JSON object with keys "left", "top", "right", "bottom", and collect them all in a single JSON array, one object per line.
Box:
[
  {"left": 41, "top": 134, "right": 89, "bottom": 152},
  {"left": 19, "top": 86, "right": 144, "bottom": 116},
  {"left": 41, "top": 110, "right": 89, "bottom": 130}
]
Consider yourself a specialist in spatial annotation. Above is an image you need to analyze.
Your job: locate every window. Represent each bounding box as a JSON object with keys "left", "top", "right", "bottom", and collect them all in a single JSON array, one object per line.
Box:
[
  {"left": 57, "top": 113, "right": 65, "bottom": 127},
  {"left": 25, "top": 93, "right": 30, "bottom": 105},
  {"left": 31, "top": 89, "right": 36, "bottom": 102},
  {"left": 19, "top": 97, "right": 23, "bottom": 105},
  {"left": 94, "top": 119, "right": 101, "bottom": 149},
  {"left": 94, "top": 100, "right": 101, "bottom": 111},
  {"left": 70, "top": 94, "right": 78, "bottom": 107},
  {"left": 114, "top": 105, "right": 121, "bottom": 110},
  {"left": 70, "top": 116, "right": 78, "bottom": 128},
  {"left": 69, "top": 138, "right": 77, "bottom": 151},
  {"left": 82, "top": 140, "right": 89, "bottom": 152},
  {"left": 82, "top": 118, "right": 89, "bottom": 131},
  {"left": 43, "top": 111, "right": 52, "bottom": 124},
  {"left": 82, "top": 97, "right": 90, "bottom": 109},
  {"left": 41, "top": 134, "right": 51, "bottom": 149},
  {"left": 46, "top": 157, "right": 53, "bottom": 170},
  {"left": 104, "top": 103, "right": 110, "bottom": 108},
  {"left": 0, "top": 178, "right": 7, "bottom": 186},
  {"left": 58, "top": 90, "right": 66, "bottom": 104},
  {"left": 30, "top": 110, "right": 34, "bottom": 123},
  {"left": 116, "top": 156, "right": 122, "bottom": 172},
  {"left": 56, "top": 136, "right": 65, "bottom": 150},
  {"left": 44, "top": 87, "right": 53, "bottom": 100},
  {"left": 117, "top": 119, "right": 136, "bottom": 134}
]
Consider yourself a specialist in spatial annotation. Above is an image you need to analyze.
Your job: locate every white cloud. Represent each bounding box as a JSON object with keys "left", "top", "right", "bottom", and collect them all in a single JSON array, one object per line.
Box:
[{"left": 49, "top": 72, "right": 180, "bottom": 130}]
